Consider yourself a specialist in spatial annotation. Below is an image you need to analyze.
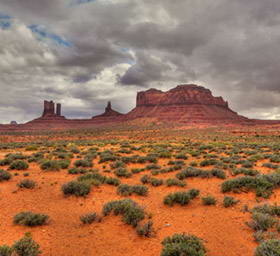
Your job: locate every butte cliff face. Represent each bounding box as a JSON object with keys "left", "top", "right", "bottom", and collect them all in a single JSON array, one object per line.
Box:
[{"left": 127, "top": 84, "right": 247, "bottom": 122}]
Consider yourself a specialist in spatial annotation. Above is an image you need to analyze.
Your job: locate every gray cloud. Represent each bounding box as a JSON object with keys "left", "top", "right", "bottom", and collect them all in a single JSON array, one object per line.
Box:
[{"left": 0, "top": 0, "right": 280, "bottom": 123}]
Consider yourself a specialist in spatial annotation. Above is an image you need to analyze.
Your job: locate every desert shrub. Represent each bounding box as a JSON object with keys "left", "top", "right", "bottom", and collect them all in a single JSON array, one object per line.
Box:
[
  {"left": 176, "top": 167, "right": 225, "bottom": 180},
  {"left": 13, "top": 233, "right": 41, "bottom": 256},
  {"left": 270, "top": 155, "right": 280, "bottom": 163},
  {"left": 190, "top": 161, "right": 198, "bottom": 167},
  {"left": 105, "top": 177, "right": 120, "bottom": 186},
  {"left": 247, "top": 212, "right": 277, "bottom": 231},
  {"left": 242, "top": 160, "right": 254, "bottom": 168},
  {"left": 102, "top": 199, "right": 145, "bottom": 227},
  {"left": 40, "top": 160, "right": 61, "bottom": 171},
  {"left": 175, "top": 153, "right": 188, "bottom": 160},
  {"left": 164, "top": 189, "right": 199, "bottom": 207},
  {"left": 161, "top": 233, "right": 206, "bottom": 256},
  {"left": 166, "top": 178, "right": 186, "bottom": 187},
  {"left": 221, "top": 173, "right": 280, "bottom": 198},
  {"left": 131, "top": 168, "right": 145, "bottom": 174},
  {"left": 68, "top": 168, "right": 88, "bottom": 175},
  {"left": 80, "top": 213, "right": 98, "bottom": 224},
  {"left": 146, "top": 164, "right": 161, "bottom": 170},
  {"left": 0, "top": 169, "right": 11, "bottom": 182},
  {"left": 132, "top": 185, "right": 148, "bottom": 196},
  {"left": 17, "top": 179, "right": 36, "bottom": 189},
  {"left": 255, "top": 239, "right": 280, "bottom": 256},
  {"left": 140, "top": 175, "right": 151, "bottom": 184},
  {"left": 223, "top": 196, "right": 239, "bottom": 208},
  {"left": 231, "top": 168, "right": 259, "bottom": 176},
  {"left": 211, "top": 168, "right": 226, "bottom": 179},
  {"left": 202, "top": 195, "right": 216, "bottom": 205},
  {"left": 136, "top": 221, "right": 154, "bottom": 237},
  {"left": 253, "top": 231, "right": 278, "bottom": 243},
  {"left": 0, "top": 158, "right": 12, "bottom": 166},
  {"left": 9, "top": 160, "right": 29, "bottom": 170},
  {"left": 145, "top": 154, "right": 158, "bottom": 163},
  {"left": 74, "top": 159, "right": 92, "bottom": 168},
  {"left": 253, "top": 204, "right": 280, "bottom": 217},
  {"left": 14, "top": 212, "right": 49, "bottom": 227},
  {"left": 114, "top": 168, "right": 132, "bottom": 178},
  {"left": 117, "top": 184, "right": 148, "bottom": 196},
  {"left": 0, "top": 245, "right": 13, "bottom": 256},
  {"left": 188, "top": 189, "right": 200, "bottom": 199},
  {"left": 99, "top": 151, "right": 117, "bottom": 163},
  {"left": 151, "top": 170, "right": 160, "bottom": 176},
  {"left": 69, "top": 146, "right": 80, "bottom": 154},
  {"left": 6, "top": 153, "right": 26, "bottom": 161},
  {"left": 117, "top": 184, "right": 132, "bottom": 196},
  {"left": 110, "top": 161, "right": 126, "bottom": 169},
  {"left": 200, "top": 159, "right": 218, "bottom": 167},
  {"left": 262, "top": 163, "right": 279, "bottom": 169},
  {"left": 62, "top": 181, "right": 91, "bottom": 196},
  {"left": 78, "top": 172, "right": 107, "bottom": 184},
  {"left": 150, "top": 177, "right": 163, "bottom": 186},
  {"left": 57, "top": 159, "right": 70, "bottom": 169}
]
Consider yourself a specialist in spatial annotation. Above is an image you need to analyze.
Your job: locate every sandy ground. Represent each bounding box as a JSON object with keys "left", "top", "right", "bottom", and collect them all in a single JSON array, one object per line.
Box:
[{"left": 0, "top": 153, "right": 269, "bottom": 256}]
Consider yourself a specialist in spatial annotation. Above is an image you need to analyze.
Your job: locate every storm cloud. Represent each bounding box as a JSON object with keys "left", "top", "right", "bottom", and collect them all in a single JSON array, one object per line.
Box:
[{"left": 0, "top": 0, "right": 280, "bottom": 123}]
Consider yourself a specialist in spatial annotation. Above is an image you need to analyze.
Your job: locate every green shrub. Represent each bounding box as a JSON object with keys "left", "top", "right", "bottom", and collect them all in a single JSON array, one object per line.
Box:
[
  {"left": 105, "top": 177, "right": 120, "bottom": 186},
  {"left": 231, "top": 168, "right": 259, "bottom": 176},
  {"left": 114, "top": 168, "right": 132, "bottom": 178},
  {"left": 13, "top": 233, "right": 41, "bottom": 256},
  {"left": 74, "top": 159, "right": 92, "bottom": 168},
  {"left": 255, "top": 239, "right": 280, "bottom": 256},
  {"left": 164, "top": 189, "right": 199, "bottom": 207},
  {"left": 166, "top": 178, "right": 186, "bottom": 187},
  {"left": 14, "top": 212, "right": 49, "bottom": 227},
  {"left": 221, "top": 173, "right": 280, "bottom": 198},
  {"left": 9, "top": 160, "right": 29, "bottom": 170},
  {"left": 253, "top": 204, "right": 280, "bottom": 217},
  {"left": 202, "top": 195, "right": 216, "bottom": 205},
  {"left": 40, "top": 160, "right": 61, "bottom": 171},
  {"left": 110, "top": 161, "right": 126, "bottom": 169},
  {"left": 176, "top": 167, "right": 225, "bottom": 180},
  {"left": 247, "top": 212, "right": 277, "bottom": 231},
  {"left": 200, "top": 159, "right": 218, "bottom": 167},
  {"left": 62, "top": 181, "right": 91, "bottom": 196},
  {"left": 140, "top": 175, "right": 151, "bottom": 184},
  {"left": 136, "top": 221, "right": 154, "bottom": 237},
  {"left": 80, "top": 213, "right": 98, "bottom": 224},
  {"left": 117, "top": 184, "right": 148, "bottom": 196},
  {"left": 150, "top": 178, "right": 163, "bottom": 187},
  {"left": 161, "top": 233, "right": 206, "bottom": 256},
  {"left": 146, "top": 164, "right": 161, "bottom": 170},
  {"left": 102, "top": 199, "right": 145, "bottom": 227},
  {"left": 223, "top": 196, "right": 239, "bottom": 208},
  {"left": 0, "top": 158, "right": 12, "bottom": 166},
  {"left": 131, "top": 168, "right": 145, "bottom": 174},
  {"left": 0, "top": 245, "right": 13, "bottom": 256},
  {"left": 17, "top": 179, "right": 36, "bottom": 189},
  {"left": 68, "top": 168, "right": 87, "bottom": 175},
  {"left": 117, "top": 184, "right": 132, "bottom": 196},
  {"left": 0, "top": 169, "right": 11, "bottom": 182},
  {"left": 175, "top": 154, "right": 188, "bottom": 160}
]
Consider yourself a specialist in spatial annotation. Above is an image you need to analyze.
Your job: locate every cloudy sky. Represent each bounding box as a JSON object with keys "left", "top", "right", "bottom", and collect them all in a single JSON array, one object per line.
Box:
[{"left": 0, "top": 0, "right": 280, "bottom": 123}]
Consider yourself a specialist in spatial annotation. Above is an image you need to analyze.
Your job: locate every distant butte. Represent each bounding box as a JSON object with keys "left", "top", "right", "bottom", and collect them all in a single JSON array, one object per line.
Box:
[
  {"left": 126, "top": 84, "right": 247, "bottom": 122},
  {"left": 2, "top": 83, "right": 280, "bottom": 131}
]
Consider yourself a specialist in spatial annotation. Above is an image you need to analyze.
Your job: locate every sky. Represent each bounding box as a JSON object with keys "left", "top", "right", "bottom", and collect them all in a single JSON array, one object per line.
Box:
[{"left": 0, "top": 0, "right": 280, "bottom": 123}]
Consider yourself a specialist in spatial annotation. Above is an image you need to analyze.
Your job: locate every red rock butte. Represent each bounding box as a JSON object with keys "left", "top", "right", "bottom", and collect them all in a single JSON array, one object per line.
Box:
[{"left": 1, "top": 84, "right": 279, "bottom": 131}]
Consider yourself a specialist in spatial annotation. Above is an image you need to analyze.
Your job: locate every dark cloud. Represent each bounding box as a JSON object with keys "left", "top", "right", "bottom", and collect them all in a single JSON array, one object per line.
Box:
[{"left": 0, "top": 0, "right": 280, "bottom": 123}]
